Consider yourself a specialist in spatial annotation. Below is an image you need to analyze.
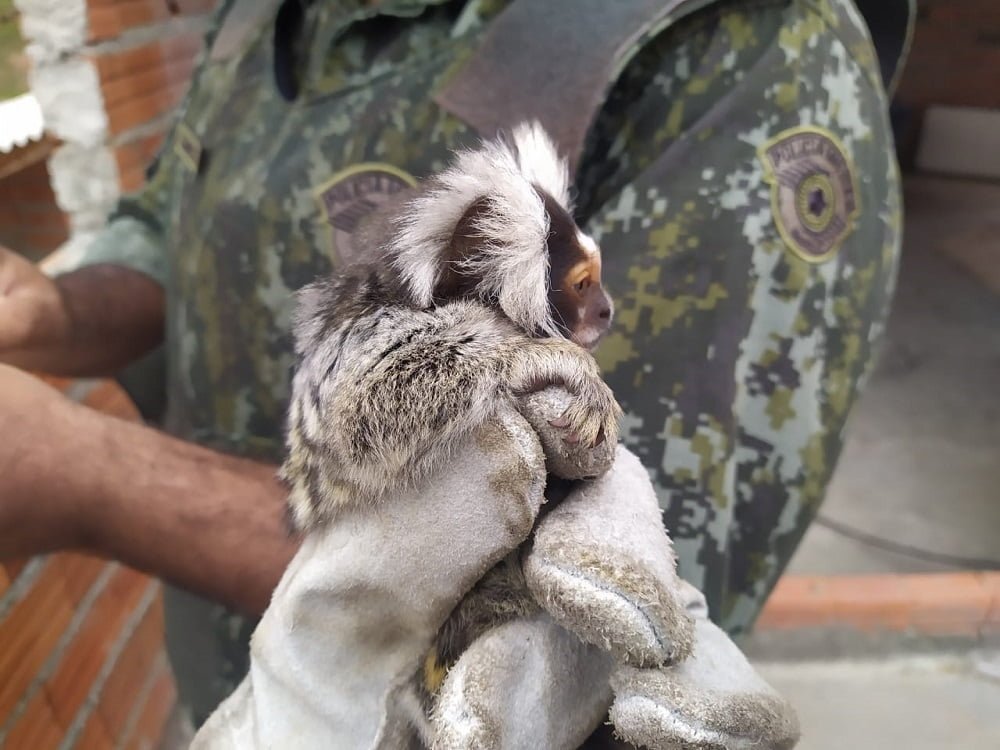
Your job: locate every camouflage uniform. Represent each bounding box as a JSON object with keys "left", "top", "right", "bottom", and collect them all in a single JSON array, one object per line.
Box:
[{"left": 72, "top": 0, "right": 910, "bottom": 727}]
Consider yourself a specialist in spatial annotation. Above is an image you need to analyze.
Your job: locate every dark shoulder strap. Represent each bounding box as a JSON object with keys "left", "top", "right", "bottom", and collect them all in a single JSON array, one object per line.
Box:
[
  {"left": 854, "top": 0, "right": 915, "bottom": 95},
  {"left": 434, "top": 0, "right": 708, "bottom": 173}
]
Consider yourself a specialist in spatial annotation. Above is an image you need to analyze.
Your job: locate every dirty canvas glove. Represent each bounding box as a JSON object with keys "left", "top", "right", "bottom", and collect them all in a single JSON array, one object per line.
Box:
[
  {"left": 523, "top": 446, "right": 695, "bottom": 668},
  {"left": 609, "top": 580, "right": 801, "bottom": 750},
  {"left": 428, "top": 428, "right": 695, "bottom": 750},
  {"left": 414, "top": 395, "right": 797, "bottom": 750},
  {"left": 190, "top": 406, "right": 554, "bottom": 750},
  {"left": 432, "top": 612, "right": 615, "bottom": 750}
]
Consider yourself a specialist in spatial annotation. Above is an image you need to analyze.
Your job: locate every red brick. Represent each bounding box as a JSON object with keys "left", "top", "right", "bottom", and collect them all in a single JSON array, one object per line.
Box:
[
  {"left": 88, "top": 0, "right": 171, "bottom": 43},
  {"left": 92, "top": 33, "right": 202, "bottom": 84},
  {"left": 925, "top": 2, "right": 1000, "bottom": 26},
  {"left": 97, "top": 593, "right": 166, "bottom": 738},
  {"left": 0, "top": 159, "right": 52, "bottom": 188},
  {"left": 123, "top": 663, "right": 177, "bottom": 750},
  {"left": 119, "top": 166, "right": 147, "bottom": 194},
  {"left": 115, "top": 130, "right": 167, "bottom": 191},
  {"left": 75, "top": 713, "right": 115, "bottom": 750},
  {"left": 758, "top": 573, "right": 1000, "bottom": 635},
  {"left": 89, "top": 0, "right": 216, "bottom": 13},
  {"left": 175, "top": 0, "right": 218, "bottom": 15},
  {"left": 0, "top": 175, "right": 59, "bottom": 202},
  {"left": 102, "top": 54, "right": 195, "bottom": 109},
  {"left": 52, "top": 554, "right": 110, "bottom": 607},
  {"left": 0, "top": 561, "right": 74, "bottom": 718},
  {"left": 44, "top": 567, "right": 150, "bottom": 727},
  {"left": 895, "top": 7, "right": 1000, "bottom": 110},
  {"left": 121, "top": 131, "right": 166, "bottom": 168},
  {"left": 4, "top": 691, "right": 62, "bottom": 750},
  {"left": 107, "top": 82, "right": 190, "bottom": 136},
  {"left": 2, "top": 558, "right": 30, "bottom": 581},
  {"left": 10, "top": 225, "right": 70, "bottom": 243}
]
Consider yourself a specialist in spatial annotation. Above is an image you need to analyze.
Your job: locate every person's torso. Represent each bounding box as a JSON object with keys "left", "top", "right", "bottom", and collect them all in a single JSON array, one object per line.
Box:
[{"left": 162, "top": 0, "right": 496, "bottom": 460}]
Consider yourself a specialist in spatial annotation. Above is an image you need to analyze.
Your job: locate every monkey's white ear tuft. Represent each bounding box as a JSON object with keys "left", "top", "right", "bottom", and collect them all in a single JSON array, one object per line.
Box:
[
  {"left": 509, "top": 121, "right": 571, "bottom": 210},
  {"left": 388, "top": 123, "right": 570, "bottom": 337}
]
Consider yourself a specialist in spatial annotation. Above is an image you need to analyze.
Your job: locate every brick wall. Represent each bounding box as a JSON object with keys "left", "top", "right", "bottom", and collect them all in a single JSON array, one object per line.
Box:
[
  {"left": 2, "top": 0, "right": 219, "bottom": 747},
  {"left": 895, "top": 0, "right": 1000, "bottom": 110},
  {"left": 17, "top": 0, "right": 219, "bottom": 267},
  {"left": 89, "top": 0, "right": 215, "bottom": 193},
  {"left": 0, "top": 154, "right": 69, "bottom": 262}
]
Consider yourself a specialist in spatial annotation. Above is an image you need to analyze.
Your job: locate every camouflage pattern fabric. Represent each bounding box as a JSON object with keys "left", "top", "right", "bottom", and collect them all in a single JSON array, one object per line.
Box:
[{"left": 73, "top": 0, "right": 904, "bottom": 727}]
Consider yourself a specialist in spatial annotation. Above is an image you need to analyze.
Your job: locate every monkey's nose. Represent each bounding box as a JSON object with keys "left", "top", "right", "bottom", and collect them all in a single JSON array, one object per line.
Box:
[{"left": 599, "top": 305, "right": 612, "bottom": 320}]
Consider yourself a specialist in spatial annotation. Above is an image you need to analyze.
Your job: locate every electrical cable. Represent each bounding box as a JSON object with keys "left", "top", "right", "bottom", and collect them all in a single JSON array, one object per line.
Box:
[{"left": 814, "top": 513, "right": 1000, "bottom": 571}]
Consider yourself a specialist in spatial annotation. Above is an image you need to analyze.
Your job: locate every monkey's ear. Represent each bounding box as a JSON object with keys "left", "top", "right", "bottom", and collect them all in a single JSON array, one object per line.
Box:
[
  {"left": 387, "top": 122, "right": 568, "bottom": 336},
  {"left": 432, "top": 198, "right": 490, "bottom": 301},
  {"left": 507, "top": 121, "right": 572, "bottom": 211}
]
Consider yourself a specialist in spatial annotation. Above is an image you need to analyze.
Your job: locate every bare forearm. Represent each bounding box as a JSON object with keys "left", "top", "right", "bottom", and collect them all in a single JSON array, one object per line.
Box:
[
  {"left": 5, "top": 265, "right": 165, "bottom": 377},
  {"left": 0, "top": 379, "right": 297, "bottom": 614}
]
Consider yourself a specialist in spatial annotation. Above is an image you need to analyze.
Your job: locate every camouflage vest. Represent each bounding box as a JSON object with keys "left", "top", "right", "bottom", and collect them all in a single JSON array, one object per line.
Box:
[
  {"left": 158, "top": 0, "right": 724, "bottom": 459},
  {"left": 149, "top": 0, "right": 911, "bottom": 724}
]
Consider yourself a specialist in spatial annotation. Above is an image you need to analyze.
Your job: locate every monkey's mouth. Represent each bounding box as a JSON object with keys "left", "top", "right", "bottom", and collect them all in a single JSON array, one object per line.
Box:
[{"left": 572, "top": 328, "right": 606, "bottom": 352}]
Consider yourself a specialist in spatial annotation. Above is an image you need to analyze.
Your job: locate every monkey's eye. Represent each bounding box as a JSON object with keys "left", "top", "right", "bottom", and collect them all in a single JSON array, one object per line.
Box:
[{"left": 574, "top": 277, "right": 590, "bottom": 293}]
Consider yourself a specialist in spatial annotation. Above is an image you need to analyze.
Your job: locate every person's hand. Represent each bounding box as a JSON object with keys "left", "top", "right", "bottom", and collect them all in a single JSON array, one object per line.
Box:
[
  {"left": 0, "top": 246, "right": 72, "bottom": 366},
  {"left": 433, "top": 445, "right": 799, "bottom": 750}
]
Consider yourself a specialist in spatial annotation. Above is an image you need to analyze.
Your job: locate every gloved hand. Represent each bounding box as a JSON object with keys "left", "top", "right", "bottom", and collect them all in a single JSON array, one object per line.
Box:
[
  {"left": 609, "top": 579, "right": 801, "bottom": 750},
  {"left": 192, "top": 389, "right": 799, "bottom": 750},
  {"left": 190, "top": 404, "right": 560, "bottom": 749},
  {"left": 433, "top": 412, "right": 800, "bottom": 750}
]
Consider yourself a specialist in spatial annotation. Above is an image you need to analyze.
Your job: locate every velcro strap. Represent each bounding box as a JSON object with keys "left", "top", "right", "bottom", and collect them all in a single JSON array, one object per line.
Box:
[{"left": 435, "top": 0, "right": 707, "bottom": 172}]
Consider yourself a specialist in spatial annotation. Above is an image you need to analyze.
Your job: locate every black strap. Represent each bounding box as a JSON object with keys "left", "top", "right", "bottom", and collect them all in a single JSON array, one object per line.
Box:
[
  {"left": 434, "top": 0, "right": 708, "bottom": 173},
  {"left": 855, "top": 0, "right": 915, "bottom": 95}
]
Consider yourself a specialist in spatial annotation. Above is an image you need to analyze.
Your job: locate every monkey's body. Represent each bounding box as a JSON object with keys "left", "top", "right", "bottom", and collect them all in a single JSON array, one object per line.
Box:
[
  {"left": 279, "top": 124, "right": 621, "bottom": 712},
  {"left": 282, "top": 123, "right": 620, "bottom": 530}
]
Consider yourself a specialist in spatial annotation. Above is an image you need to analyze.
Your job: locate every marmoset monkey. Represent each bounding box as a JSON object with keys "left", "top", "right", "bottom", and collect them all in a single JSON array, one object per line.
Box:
[{"left": 281, "top": 123, "right": 621, "bottom": 531}]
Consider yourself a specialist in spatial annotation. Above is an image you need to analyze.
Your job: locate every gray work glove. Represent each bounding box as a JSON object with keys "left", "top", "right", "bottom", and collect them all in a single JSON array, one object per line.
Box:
[
  {"left": 433, "top": 404, "right": 800, "bottom": 750},
  {"left": 192, "top": 391, "right": 798, "bottom": 749},
  {"left": 609, "top": 579, "right": 801, "bottom": 750},
  {"left": 190, "top": 404, "right": 556, "bottom": 749}
]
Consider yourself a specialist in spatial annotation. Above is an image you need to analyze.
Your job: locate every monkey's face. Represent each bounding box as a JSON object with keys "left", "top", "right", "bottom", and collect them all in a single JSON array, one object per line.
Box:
[
  {"left": 542, "top": 194, "right": 614, "bottom": 351},
  {"left": 426, "top": 183, "right": 612, "bottom": 350}
]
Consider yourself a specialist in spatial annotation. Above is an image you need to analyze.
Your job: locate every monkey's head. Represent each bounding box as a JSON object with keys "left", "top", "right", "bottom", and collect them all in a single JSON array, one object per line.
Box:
[{"left": 386, "top": 122, "right": 613, "bottom": 351}]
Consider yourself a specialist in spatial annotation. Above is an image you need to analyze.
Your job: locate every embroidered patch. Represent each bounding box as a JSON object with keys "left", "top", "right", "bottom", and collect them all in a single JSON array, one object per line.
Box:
[
  {"left": 759, "top": 127, "right": 859, "bottom": 263},
  {"left": 315, "top": 163, "right": 417, "bottom": 265}
]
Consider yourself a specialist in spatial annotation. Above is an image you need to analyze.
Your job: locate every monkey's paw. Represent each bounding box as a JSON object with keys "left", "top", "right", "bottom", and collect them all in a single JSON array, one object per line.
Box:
[
  {"left": 517, "top": 387, "right": 616, "bottom": 480},
  {"left": 509, "top": 338, "right": 621, "bottom": 454},
  {"left": 551, "top": 375, "right": 622, "bottom": 451}
]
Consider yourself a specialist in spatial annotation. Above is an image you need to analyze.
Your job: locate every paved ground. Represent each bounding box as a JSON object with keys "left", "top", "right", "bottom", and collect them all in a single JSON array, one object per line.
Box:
[
  {"left": 758, "top": 651, "right": 1000, "bottom": 750},
  {"left": 788, "top": 176, "right": 1000, "bottom": 577}
]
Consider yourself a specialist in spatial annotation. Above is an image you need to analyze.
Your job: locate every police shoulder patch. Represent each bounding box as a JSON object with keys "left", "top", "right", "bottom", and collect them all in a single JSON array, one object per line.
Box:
[
  {"left": 314, "top": 163, "right": 417, "bottom": 265},
  {"left": 758, "top": 126, "right": 860, "bottom": 264}
]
